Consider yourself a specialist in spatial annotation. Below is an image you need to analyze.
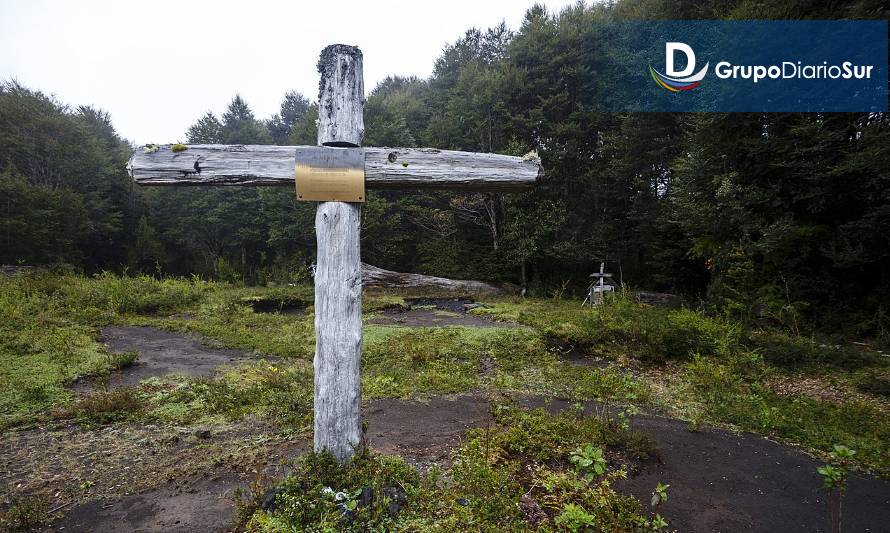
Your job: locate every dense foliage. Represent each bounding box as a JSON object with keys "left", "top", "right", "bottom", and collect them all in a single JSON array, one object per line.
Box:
[
  {"left": 240, "top": 408, "right": 662, "bottom": 532},
  {"left": 2, "top": 0, "right": 888, "bottom": 336}
]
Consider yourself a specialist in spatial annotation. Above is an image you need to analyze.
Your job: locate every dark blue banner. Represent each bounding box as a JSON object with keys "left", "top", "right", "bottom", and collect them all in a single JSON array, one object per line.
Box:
[{"left": 581, "top": 20, "right": 888, "bottom": 112}]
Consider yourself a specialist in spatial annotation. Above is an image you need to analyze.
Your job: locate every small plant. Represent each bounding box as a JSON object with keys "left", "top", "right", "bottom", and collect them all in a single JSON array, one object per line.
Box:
[
  {"left": 617, "top": 405, "right": 641, "bottom": 431},
  {"left": 648, "top": 513, "right": 669, "bottom": 531},
  {"left": 105, "top": 350, "right": 137, "bottom": 371},
  {"left": 550, "top": 279, "right": 571, "bottom": 302},
  {"left": 570, "top": 444, "right": 606, "bottom": 482},
  {"left": 650, "top": 482, "right": 668, "bottom": 508},
  {"left": 817, "top": 444, "right": 856, "bottom": 533},
  {"left": 555, "top": 503, "right": 596, "bottom": 532}
]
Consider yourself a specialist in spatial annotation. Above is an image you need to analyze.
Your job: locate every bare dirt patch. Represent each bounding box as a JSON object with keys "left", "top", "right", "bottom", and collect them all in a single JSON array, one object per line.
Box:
[
  {"left": 72, "top": 326, "right": 266, "bottom": 393},
  {"left": 546, "top": 337, "right": 611, "bottom": 368},
  {"left": 763, "top": 374, "right": 890, "bottom": 414},
  {"left": 2, "top": 418, "right": 301, "bottom": 531},
  {"left": 364, "top": 394, "right": 491, "bottom": 471},
  {"left": 35, "top": 397, "right": 488, "bottom": 532},
  {"left": 53, "top": 474, "right": 248, "bottom": 533}
]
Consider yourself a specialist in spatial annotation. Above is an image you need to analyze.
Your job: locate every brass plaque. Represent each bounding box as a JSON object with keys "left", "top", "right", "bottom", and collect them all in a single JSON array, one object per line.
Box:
[{"left": 295, "top": 147, "right": 365, "bottom": 202}]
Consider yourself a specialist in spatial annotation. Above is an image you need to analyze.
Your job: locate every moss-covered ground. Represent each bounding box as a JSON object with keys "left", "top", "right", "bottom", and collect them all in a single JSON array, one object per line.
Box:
[{"left": 1, "top": 272, "right": 887, "bottom": 531}]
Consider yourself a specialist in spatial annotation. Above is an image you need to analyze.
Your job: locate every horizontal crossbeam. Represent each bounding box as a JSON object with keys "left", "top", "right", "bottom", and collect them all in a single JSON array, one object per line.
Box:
[{"left": 128, "top": 144, "right": 543, "bottom": 191}]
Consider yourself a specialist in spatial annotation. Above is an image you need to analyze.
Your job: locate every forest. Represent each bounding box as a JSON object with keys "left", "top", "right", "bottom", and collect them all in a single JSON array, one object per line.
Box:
[{"left": 1, "top": 1, "right": 888, "bottom": 334}]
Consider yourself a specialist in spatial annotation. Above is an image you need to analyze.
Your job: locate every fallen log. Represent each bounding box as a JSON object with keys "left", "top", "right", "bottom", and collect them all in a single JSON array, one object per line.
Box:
[
  {"left": 1, "top": 265, "right": 39, "bottom": 277},
  {"left": 633, "top": 291, "right": 681, "bottom": 307},
  {"left": 361, "top": 263, "right": 514, "bottom": 295}
]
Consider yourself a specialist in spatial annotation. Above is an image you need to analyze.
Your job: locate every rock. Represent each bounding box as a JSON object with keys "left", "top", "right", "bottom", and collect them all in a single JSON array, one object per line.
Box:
[
  {"left": 261, "top": 487, "right": 281, "bottom": 511},
  {"left": 456, "top": 498, "right": 469, "bottom": 506},
  {"left": 1, "top": 265, "right": 39, "bottom": 277},
  {"left": 194, "top": 429, "right": 211, "bottom": 439},
  {"left": 520, "top": 494, "right": 547, "bottom": 527},
  {"left": 383, "top": 486, "right": 407, "bottom": 515},
  {"left": 358, "top": 486, "right": 373, "bottom": 508}
]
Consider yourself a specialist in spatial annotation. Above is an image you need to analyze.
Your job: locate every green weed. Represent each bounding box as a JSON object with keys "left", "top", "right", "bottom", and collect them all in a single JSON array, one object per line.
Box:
[{"left": 0, "top": 494, "right": 51, "bottom": 532}]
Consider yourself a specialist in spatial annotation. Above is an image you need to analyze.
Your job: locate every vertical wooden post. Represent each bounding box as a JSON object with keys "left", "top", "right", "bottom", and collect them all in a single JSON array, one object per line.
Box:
[{"left": 313, "top": 44, "right": 364, "bottom": 463}]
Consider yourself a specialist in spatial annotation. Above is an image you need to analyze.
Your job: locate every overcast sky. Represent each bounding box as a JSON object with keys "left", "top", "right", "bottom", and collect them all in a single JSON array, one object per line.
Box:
[{"left": 0, "top": 0, "right": 579, "bottom": 144}]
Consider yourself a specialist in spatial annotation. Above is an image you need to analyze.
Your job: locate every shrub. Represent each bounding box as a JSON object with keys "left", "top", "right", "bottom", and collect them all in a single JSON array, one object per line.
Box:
[
  {"left": 746, "top": 331, "right": 878, "bottom": 369},
  {"left": 246, "top": 407, "right": 659, "bottom": 531},
  {"left": 0, "top": 494, "right": 50, "bottom": 532},
  {"left": 244, "top": 452, "right": 420, "bottom": 532},
  {"left": 854, "top": 370, "right": 890, "bottom": 398},
  {"left": 574, "top": 294, "right": 740, "bottom": 363}
]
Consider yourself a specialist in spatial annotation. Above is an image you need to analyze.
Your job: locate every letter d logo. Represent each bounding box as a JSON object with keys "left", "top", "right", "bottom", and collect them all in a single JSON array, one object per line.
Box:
[
  {"left": 649, "top": 42, "right": 709, "bottom": 92},
  {"left": 666, "top": 42, "right": 696, "bottom": 77}
]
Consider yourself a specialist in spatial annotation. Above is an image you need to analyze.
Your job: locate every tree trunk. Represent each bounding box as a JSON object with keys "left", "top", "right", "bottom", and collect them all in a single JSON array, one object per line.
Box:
[{"left": 313, "top": 44, "right": 364, "bottom": 463}]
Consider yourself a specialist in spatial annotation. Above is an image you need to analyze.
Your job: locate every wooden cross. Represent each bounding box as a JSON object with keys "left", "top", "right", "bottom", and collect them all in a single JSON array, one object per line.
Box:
[
  {"left": 128, "top": 44, "right": 542, "bottom": 463},
  {"left": 582, "top": 262, "right": 614, "bottom": 307}
]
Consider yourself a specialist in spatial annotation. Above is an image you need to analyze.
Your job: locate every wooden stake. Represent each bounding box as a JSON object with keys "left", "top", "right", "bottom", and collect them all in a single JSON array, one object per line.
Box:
[{"left": 313, "top": 44, "right": 364, "bottom": 463}]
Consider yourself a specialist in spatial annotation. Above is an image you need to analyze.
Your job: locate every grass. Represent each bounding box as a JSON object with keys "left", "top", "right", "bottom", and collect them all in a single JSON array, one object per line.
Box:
[
  {"left": 1, "top": 272, "right": 888, "bottom": 476},
  {"left": 478, "top": 291, "right": 890, "bottom": 473},
  {"left": 0, "top": 272, "right": 217, "bottom": 428},
  {"left": 55, "top": 387, "right": 144, "bottom": 425},
  {"left": 682, "top": 351, "right": 890, "bottom": 471},
  {"left": 143, "top": 362, "right": 314, "bottom": 430}
]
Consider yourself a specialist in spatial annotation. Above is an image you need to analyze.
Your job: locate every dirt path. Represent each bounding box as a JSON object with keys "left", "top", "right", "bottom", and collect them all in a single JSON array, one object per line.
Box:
[
  {"left": 54, "top": 474, "right": 251, "bottom": 533},
  {"left": 72, "top": 326, "right": 263, "bottom": 392},
  {"left": 45, "top": 394, "right": 890, "bottom": 532},
  {"left": 617, "top": 414, "right": 890, "bottom": 532}
]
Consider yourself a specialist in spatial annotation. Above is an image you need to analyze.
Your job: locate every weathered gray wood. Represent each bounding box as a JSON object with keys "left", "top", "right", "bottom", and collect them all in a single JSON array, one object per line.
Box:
[
  {"left": 362, "top": 263, "right": 514, "bottom": 295},
  {"left": 314, "top": 202, "right": 363, "bottom": 462},
  {"left": 127, "top": 145, "right": 542, "bottom": 191},
  {"left": 313, "top": 44, "right": 363, "bottom": 464},
  {"left": 317, "top": 44, "right": 364, "bottom": 147}
]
